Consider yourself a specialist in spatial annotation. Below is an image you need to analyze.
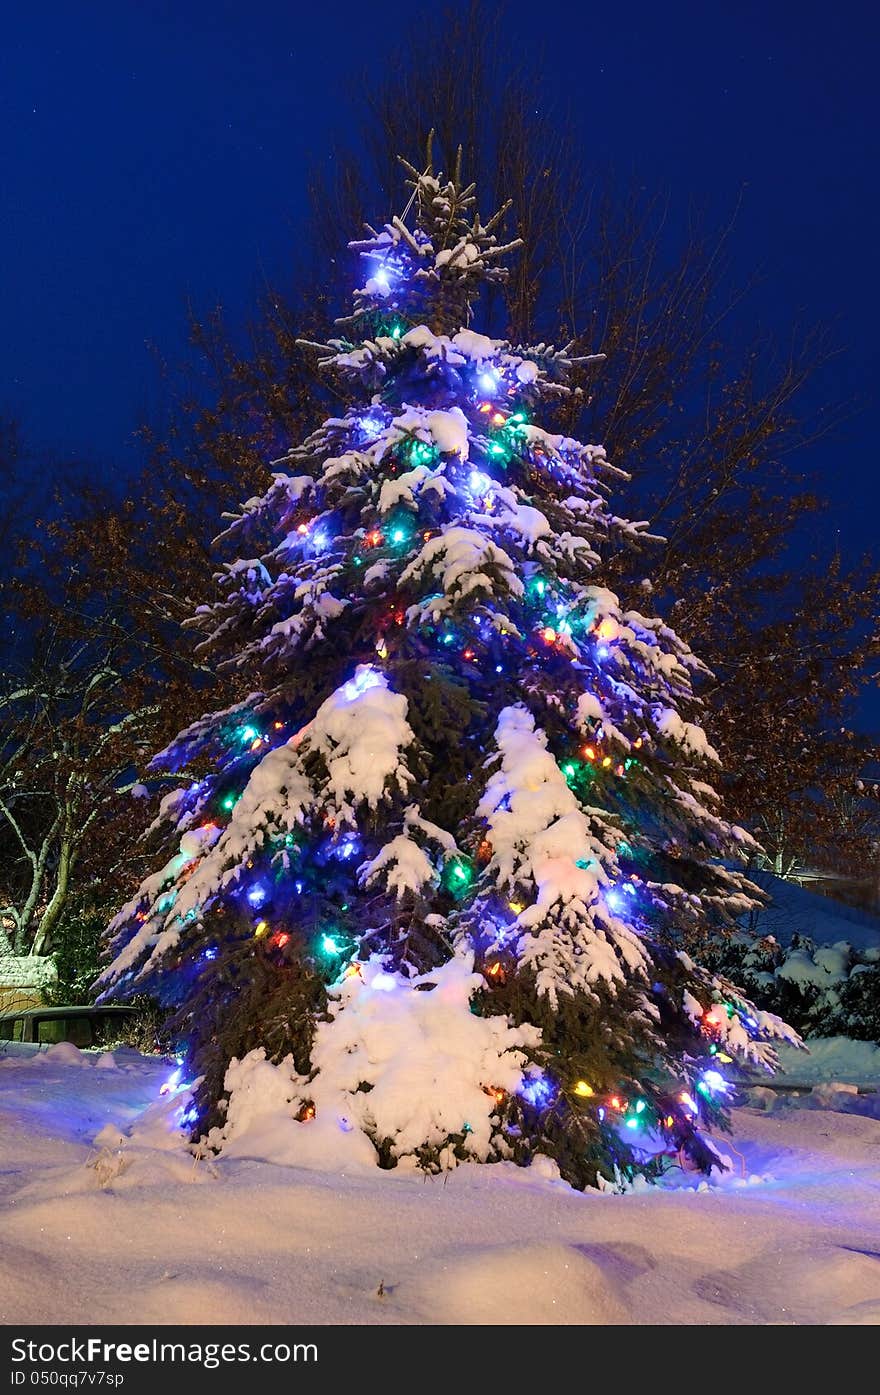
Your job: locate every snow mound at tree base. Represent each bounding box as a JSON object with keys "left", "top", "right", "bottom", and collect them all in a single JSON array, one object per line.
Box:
[{"left": 210, "top": 954, "right": 540, "bottom": 1174}]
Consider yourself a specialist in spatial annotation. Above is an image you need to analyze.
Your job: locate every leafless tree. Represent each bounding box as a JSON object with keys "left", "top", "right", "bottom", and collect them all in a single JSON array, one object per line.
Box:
[{"left": 0, "top": 619, "right": 159, "bottom": 956}]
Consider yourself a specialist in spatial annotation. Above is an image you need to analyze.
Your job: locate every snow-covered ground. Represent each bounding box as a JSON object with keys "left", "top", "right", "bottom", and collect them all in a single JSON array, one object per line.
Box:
[{"left": 2, "top": 1044, "right": 880, "bottom": 1326}]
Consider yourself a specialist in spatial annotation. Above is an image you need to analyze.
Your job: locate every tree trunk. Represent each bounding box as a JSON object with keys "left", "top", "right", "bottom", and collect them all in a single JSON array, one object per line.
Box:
[{"left": 30, "top": 838, "right": 73, "bottom": 957}]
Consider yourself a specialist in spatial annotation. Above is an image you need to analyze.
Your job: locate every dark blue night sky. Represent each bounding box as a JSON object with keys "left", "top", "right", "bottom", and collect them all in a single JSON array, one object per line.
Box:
[{"left": 2, "top": 1, "right": 878, "bottom": 553}]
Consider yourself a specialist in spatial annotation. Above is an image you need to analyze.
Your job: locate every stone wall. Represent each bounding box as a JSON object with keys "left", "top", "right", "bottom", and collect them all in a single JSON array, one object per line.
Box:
[{"left": 0, "top": 955, "right": 57, "bottom": 1013}]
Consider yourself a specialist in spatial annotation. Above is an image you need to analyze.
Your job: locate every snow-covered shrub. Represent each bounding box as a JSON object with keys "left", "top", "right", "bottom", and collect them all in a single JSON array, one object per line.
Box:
[{"left": 705, "top": 931, "right": 880, "bottom": 1041}]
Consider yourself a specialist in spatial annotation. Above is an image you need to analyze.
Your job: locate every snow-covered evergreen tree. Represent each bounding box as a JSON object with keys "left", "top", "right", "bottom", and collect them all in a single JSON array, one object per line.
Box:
[{"left": 100, "top": 151, "right": 797, "bottom": 1188}]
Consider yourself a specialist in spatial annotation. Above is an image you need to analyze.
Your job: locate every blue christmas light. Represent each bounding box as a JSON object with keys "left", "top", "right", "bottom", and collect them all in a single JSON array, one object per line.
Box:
[
  {"left": 342, "top": 665, "right": 382, "bottom": 701},
  {"left": 519, "top": 1073, "right": 555, "bottom": 1108},
  {"left": 333, "top": 833, "right": 361, "bottom": 861},
  {"left": 479, "top": 371, "right": 498, "bottom": 394},
  {"left": 699, "top": 1068, "right": 730, "bottom": 1095},
  {"left": 469, "top": 470, "right": 491, "bottom": 496},
  {"left": 247, "top": 884, "right": 268, "bottom": 908},
  {"left": 159, "top": 1066, "right": 182, "bottom": 1097},
  {"left": 357, "top": 411, "right": 384, "bottom": 440}
]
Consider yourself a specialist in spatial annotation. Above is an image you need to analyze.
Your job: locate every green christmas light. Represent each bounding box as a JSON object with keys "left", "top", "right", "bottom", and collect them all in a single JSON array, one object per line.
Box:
[
  {"left": 442, "top": 855, "right": 475, "bottom": 899},
  {"left": 388, "top": 516, "right": 414, "bottom": 546},
  {"left": 321, "top": 934, "right": 342, "bottom": 955},
  {"left": 410, "top": 441, "right": 436, "bottom": 466}
]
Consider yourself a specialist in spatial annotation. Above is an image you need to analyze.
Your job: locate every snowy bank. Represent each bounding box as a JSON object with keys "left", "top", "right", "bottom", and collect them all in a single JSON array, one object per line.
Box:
[{"left": 2, "top": 1047, "right": 880, "bottom": 1325}]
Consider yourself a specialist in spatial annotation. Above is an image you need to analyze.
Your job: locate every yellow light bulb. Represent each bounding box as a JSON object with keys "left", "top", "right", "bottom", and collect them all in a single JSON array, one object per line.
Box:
[{"left": 573, "top": 1080, "right": 594, "bottom": 1097}]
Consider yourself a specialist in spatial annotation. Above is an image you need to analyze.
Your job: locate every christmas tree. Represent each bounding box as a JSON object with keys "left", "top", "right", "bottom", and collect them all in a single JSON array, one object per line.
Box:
[{"left": 101, "top": 151, "right": 797, "bottom": 1189}]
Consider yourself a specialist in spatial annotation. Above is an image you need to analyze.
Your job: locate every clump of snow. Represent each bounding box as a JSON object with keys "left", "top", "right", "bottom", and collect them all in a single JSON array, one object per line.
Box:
[
  {"left": 655, "top": 708, "right": 719, "bottom": 763},
  {"left": 361, "top": 833, "right": 437, "bottom": 898},
  {"left": 449, "top": 329, "right": 496, "bottom": 360},
  {"left": 378, "top": 462, "right": 448, "bottom": 514},
  {"left": 426, "top": 406, "right": 469, "bottom": 458},
  {"left": 302, "top": 664, "right": 415, "bottom": 820},
  {"left": 406, "top": 1240, "right": 630, "bottom": 1324},
  {"left": 514, "top": 360, "right": 539, "bottom": 384},
  {"left": 575, "top": 690, "right": 605, "bottom": 727},
  {"left": 777, "top": 941, "right": 851, "bottom": 988},
  {"left": 811, "top": 1081, "right": 859, "bottom": 1106},
  {"left": 401, "top": 527, "right": 523, "bottom": 616},
  {"left": 42, "top": 1041, "right": 84, "bottom": 1066},
  {"left": 485, "top": 493, "right": 552, "bottom": 548}
]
